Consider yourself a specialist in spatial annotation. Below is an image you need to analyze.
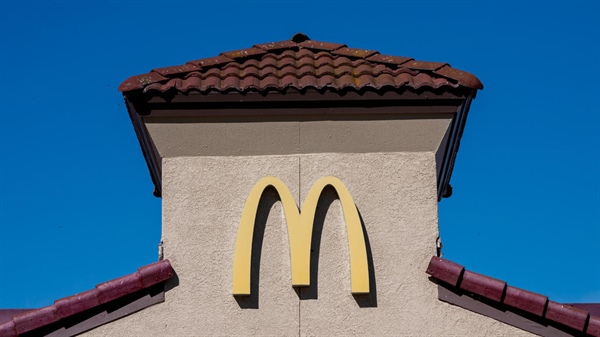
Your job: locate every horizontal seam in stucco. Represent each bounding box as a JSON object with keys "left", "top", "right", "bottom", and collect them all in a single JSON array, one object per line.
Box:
[{"left": 165, "top": 152, "right": 438, "bottom": 160}]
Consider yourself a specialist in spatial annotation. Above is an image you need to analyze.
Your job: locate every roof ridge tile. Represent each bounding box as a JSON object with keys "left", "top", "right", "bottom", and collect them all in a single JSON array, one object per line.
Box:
[
  {"left": 298, "top": 40, "right": 346, "bottom": 52},
  {"left": 426, "top": 256, "right": 599, "bottom": 336},
  {"left": 153, "top": 64, "right": 201, "bottom": 77},
  {"left": 120, "top": 37, "right": 483, "bottom": 94},
  {"left": 254, "top": 40, "right": 298, "bottom": 52},
  {"left": 0, "top": 260, "right": 174, "bottom": 336},
  {"left": 588, "top": 316, "right": 600, "bottom": 336},
  {"left": 187, "top": 55, "right": 233, "bottom": 68},
  {"left": 402, "top": 60, "right": 448, "bottom": 71},
  {"left": 460, "top": 270, "right": 506, "bottom": 302},
  {"left": 118, "top": 72, "right": 169, "bottom": 93},
  {"left": 434, "top": 65, "right": 483, "bottom": 89},
  {"left": 220, "top": 47, "right": 266, "bottom": 60},
  {"left": 546, "top": 301, "right": 589, "bottom": 332},
  {"left": 504, "top": 285, "right": 548, "bottom": 317},
  {"left": 54, "top": 288, "right": 100, "bottom": 318},
  {"left": 332, "top": 47, "right": 378, "bottom": 59},
  {"left": 12, "top": 306, "right": 59, "bottom": 335},
  {"left": 367, "top": 54, "right": 413, "bottom": 66},
  {"left": 426, "top": 256, "right": 464, "bottom": 286},
  {"left": 0, "top": 320, "right": 16, "bottom": 337}
]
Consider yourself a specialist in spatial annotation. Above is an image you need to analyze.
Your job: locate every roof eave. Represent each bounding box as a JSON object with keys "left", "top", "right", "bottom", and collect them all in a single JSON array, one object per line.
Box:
[{"left": 124, "top": 86, "right": 477, "bottom": 199}]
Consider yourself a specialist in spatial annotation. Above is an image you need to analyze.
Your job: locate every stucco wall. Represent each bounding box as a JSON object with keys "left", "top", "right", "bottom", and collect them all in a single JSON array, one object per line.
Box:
[
  {"left": 144, "top": 117, "right": 453, "bottom": 157},
  {"left": 82, "top": 153, "right": 533, "bottom": 336}
]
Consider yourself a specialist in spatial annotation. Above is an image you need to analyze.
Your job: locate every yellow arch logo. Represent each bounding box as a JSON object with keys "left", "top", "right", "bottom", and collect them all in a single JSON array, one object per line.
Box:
[{"left": 232, "top": 176, "right": 369, "bottom": 296}]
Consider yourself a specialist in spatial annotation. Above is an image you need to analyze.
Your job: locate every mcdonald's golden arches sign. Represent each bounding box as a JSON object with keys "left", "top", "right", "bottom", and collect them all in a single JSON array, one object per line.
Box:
[{"left": 232, "top": 176, "right": 370, "bottom": 296}]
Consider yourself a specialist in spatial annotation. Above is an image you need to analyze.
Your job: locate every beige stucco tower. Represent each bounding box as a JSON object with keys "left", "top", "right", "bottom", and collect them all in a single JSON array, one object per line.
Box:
[{"left": 84, "top": 34, "right": 534, "bottom": 336}]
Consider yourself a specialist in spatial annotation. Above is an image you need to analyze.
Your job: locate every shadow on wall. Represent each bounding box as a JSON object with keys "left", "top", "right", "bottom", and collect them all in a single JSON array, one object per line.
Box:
[
  {"left": 235, "top": 186, "right": 377, "bottom": 309},
  {"left": 234, "top": 187, "right": 280, "bottom": 309},
  {"left": 299, "top": 187, "right": 378, "bottom": 308},
  {"left": 164, "top": 269, "right": 180, "bottom": 292},
  {"left": 353, "top": 209, "right": 377, "bottom": 308}
]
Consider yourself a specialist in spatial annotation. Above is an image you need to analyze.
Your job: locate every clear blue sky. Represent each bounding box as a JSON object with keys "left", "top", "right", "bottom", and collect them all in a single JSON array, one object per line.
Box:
[{"left": 0, "top": 0, "right": 598, "bottom": 308}]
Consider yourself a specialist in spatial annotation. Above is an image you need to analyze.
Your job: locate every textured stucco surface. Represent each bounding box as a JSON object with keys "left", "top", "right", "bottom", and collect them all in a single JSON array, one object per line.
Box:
[
  {"left": 86, "top": 156, "right": 301, "bottom": 336},
  {"left": 144, "top": 118, "right": 452, "bottom": 157},
  {"left": 83, "top": 153, "right": 533, "bottom": 336},
  {"left": 296, "top": 153, "right": 531, "bottom": 336}
]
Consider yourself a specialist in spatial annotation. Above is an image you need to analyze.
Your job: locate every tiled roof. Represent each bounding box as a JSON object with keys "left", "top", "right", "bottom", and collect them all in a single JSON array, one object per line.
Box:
[
  {"left": 0, "top": 310, "right": 32, "bottom": 325},
  {"left": 119, "top": 33, "right": 482, "bottom": 95},
  {"left": 427, "top": 256, "right": 600, "bottom": 336},
  {"left": 0, "top": 260, "right": 173, "bottom": 337}
]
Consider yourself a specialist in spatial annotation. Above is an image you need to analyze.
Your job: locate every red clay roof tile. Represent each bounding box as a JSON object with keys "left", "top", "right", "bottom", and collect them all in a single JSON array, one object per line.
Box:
[
  {"left": 426, "top": 256, "right": 464, "bottom": 286},
  {"left": 402, "top": 60, "right": 448, "bottom": 71},
  {"left": 546, "top": 300, "right": 589, "bottom": 332},
  {"left": 188, "top": 55, "right": 234, "bottom": 68},
  {"left": 140, "top": 48, "right": 467, "bottom": 95},
  {"left": 366, "top": 54, "right": 413, "bottom": 66},
  {"left": 13, "top": 306, "right": 59, "bottom": 334},
  {"left": 254, "top": 40, "right": 298, "bottom": 51},
  {"left": 139, "top": 258, "right": 174, "bottom": 288},
  {"left": 588, "top": 315, "right": 600, "bottom": 337},
  {"left": 297, "top": 40, "right": 346, "bottom": 52},
  {"left": 0, "top": 320, "right": 16, "bottom": 337},
  {"left": 119, "top": 33, "right": 483, "bottom": 95},
  {"left": 96, "top": 272, "right": 144, "bottom": 304},
  {"left": 220, "top": 47, "right": 266, "bottom": 60},
  {"left": 435, "top": 65, "right": 484, "bottom": 90},
  {"left": 504, "top": 286, "right": 548, "bottom": 317},
  {"left": 0, "top": 310, "right": 32, "bottom": 325},
  {"left": 426, "top": 256, "right": 600, "bottom": 336},
  {"left": 570, "top": 303, "right": 600, "bottom": 317},
  {"left": 331, "top": 47, "right": 378, "bottom": 59},
  {"left": 118, "top": 72, "right": 169, "bottom": 92},
  {"left": 0, "top": 260, "right": 174, "bottom": 336},
  {"left": 153, "top": 63, "right": 201, "bottom": 77},
  {"left": 460, "top": 270, "right": 506, "bottom": 302},
  {"left": 54, "top": 289, "right": 100, "bottom": 318}
]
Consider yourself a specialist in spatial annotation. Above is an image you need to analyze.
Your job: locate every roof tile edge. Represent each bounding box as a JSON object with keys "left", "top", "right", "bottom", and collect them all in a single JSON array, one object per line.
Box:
[
  {"left": 0, "top": 259, "right": 174, "bottom": 336},
  {"left": 426, "top": 256, "right": 599, "bottom": 336},
  {"left": 118, "top": 33, "right": 483, "bottom": 94}
]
